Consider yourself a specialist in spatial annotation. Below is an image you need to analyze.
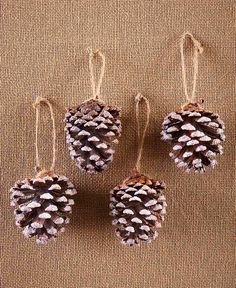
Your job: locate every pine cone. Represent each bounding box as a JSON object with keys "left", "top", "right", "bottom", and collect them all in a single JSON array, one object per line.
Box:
[
  {"left": 10, "top": 172, "right": 77, "bottom": 244},
  {"left": 64, "top": 99, "right": 121, "bottom": 174},
  {"left": 110, "top": 173, "right": 166, "bottom": 247},
  {"left": 161, "top": 102, "right": 225, "bottom": 173}
]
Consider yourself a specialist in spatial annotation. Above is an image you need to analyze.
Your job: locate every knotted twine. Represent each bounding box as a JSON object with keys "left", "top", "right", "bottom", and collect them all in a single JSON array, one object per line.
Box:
[
  {"left": 33, "top": 97, "right": 56, "bottom": 176},
  {"left": 88, "top": 48, "right": 106, "bottom": 100},
  {"left": 180, "top": 32, "right": 203, "bottom": 103},
  {"left": 134, "top": 93, "right": 151, "bottom": 173}
]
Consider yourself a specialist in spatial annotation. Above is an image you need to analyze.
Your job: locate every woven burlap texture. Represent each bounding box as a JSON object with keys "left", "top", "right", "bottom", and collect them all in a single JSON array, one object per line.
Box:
[{"left": 0, "top": 1, "right": 235, "bottom": 288}]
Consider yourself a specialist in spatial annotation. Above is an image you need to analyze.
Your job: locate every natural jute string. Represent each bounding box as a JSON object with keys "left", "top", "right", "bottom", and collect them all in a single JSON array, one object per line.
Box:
[
  {"left": 33, "top": 97, "right": 56, "bottom": 173},
  {"left": 180, "top": 32, "right": 203, "bottom": 103},
  {"left": 88, "top": 48, "right": 106, "bottom": 99},
  {"left": 134, "top": 93, "right": 151, "bottom": 173}
]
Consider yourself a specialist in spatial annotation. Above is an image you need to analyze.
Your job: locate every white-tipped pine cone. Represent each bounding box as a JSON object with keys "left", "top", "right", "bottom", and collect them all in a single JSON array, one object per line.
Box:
[
  {"left": 65, "top": 99, "right": 121, "bottom": 174},
  {"left": 110, "top": 173, "right": 166, "bottom": 247},
  {"left": 161, "top": 102, "right": 225, "bottom": 173},
  {"left": 10, "top": 172, "right": 77, "bottom": 244}
]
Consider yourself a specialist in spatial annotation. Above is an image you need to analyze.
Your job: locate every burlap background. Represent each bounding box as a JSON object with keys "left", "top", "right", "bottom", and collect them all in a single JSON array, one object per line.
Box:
[{"left": 0, "top": 1, "right": 235, "bottom": 288}]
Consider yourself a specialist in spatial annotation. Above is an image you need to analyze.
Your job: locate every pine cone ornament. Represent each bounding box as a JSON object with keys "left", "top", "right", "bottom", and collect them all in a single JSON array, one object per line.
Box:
[
  {"left": 65, "top": 98, "right": 121, "bottom": 174},
  {"left": 10, "top": 171, "right": 77, "bottom": 244},
  {"left": 161, "top": 102, "right": 225, "bottom": 173},
  {"left": 110, "top": 173, "right": 166, "bottom": 247}
]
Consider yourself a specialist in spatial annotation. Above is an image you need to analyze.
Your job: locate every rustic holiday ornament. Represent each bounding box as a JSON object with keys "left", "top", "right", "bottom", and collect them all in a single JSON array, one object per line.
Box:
[
  {"left": 10, "top": 98, "right": 77, "bottom": 244},
  {"left": 110, "top": 94, "right": 167, "bottom": 247},
  {"left": 64, "top": 49, "right": 121, "bottom": 174},
  {"left": 161, "top": 32, "right": 225, "bottom": 173}
]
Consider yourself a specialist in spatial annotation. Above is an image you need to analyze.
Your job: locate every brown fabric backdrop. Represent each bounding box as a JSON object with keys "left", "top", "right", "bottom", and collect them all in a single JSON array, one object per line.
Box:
[{"left": 0, "top": 1, "right": 235, "bottom": 288}]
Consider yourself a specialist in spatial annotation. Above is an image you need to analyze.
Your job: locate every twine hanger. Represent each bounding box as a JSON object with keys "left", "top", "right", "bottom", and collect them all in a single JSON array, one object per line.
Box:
[
  {"left": 180, "top": 32, "right": 203, "bottom": 103},
  {"left": 33, "top": 97, "right": 56, "bottom": 175},
  {"left": 134, "top": 93, "right": 151, "bottom": 173},
  {"left": 88, "top": 48, "right": 106, "bottom": 100}
]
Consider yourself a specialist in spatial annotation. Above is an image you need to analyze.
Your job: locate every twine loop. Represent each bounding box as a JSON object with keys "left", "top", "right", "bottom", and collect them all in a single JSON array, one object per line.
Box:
[
  {"left": 33, "top": 97, "right": 56, "bottom": 174},
  {"left": 88, "top": 48, "right": 106, "bottom": 99},
  {"left": 134, "top": 93, "right": 151, "bottom": 173},
  {"left": 180, "top": 32, "right": 203, "bottom": 103}
]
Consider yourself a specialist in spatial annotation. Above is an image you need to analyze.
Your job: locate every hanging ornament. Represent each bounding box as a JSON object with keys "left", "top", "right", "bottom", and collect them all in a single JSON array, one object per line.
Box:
[
  {"left": 10, "top": 98, "right": 77, "bottom": 244},
  {"left": 64, "top": 49, "right": 121, "bottom": 174},
  {"left": 110, "top": 94, "right": 167, "bottom": 247},
  {"left": 161, "top": 32, "right": 225, "bottom": 173}
]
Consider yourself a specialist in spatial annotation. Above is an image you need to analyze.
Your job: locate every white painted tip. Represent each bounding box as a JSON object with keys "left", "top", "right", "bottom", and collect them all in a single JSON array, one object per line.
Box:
[
  {"left": 48, "top": 184, "right": 61, "bottom": 191},
  {"left": 21, "top": 184, "right": 34, "bottom": 190},
  {"left": 187, "top": 139, "right": 199, "bottom": 146},
  {"left": 84, "top": 121, "right": 98, "bottom": 127},
  {"left": 191, "top": 131, "right": 205, "bottom": 138},
  {"left": 125, "top": 226, "right": 135, "bottom": 232},
  {"left": 27, "top": 201, "right": 41, "bottom": 208},
  {"left": 146, "top": 215, "right": 157, "bottom": 221},
  {"left": 96, "top": 143, "right": 108, "bottom": 149},
  {"left": 68, "top": 199, "right": 75, "bottom": 205},
  {"left": 183, "top": 152, "right": 193, "bottom": 158},
  {"left": 178, "top": 135, "right": 191, "bottom": 142},
  {"left": 123, "top": 209, "right": 134, "bottom": 215},
  {"left": 45, "top": 204, "right": 58, "bottom": 212},
  {"left": 173, "top": 145, "right": 182, "bottom": 151},
  {"left": 129, "top": 196, "right": 142, "bottom": 202},
  {"left": 56, "top": 196, "right": 67, "bottom": 202},
  {"left": 54, "top": 217, "right": 64, "bottom": 224},
  {"left": 78, "top": 130, "right": 90, "bottom": 136},
  {"left": 47, "top": 227, "right": 57, "bottom": 235},
  {"left": 199, "top": 136, "right": 211, "bottom": 142},
  {"left": 167, "top": 127, "right": 179, "bottom": 133},
  {"left": 145, "top": 199, "right": 157, "bottom": 207},
  {"left": 65, "top": 189, "right": 77, "bottom": 195},
  {"left": 88, "top": 136, "right": 99, "bottom": 142},
  {"left": 116, "top": 202, "right": 126, "bottom": 208},
  {"left": 105, "top": 131, "right": 115, "bottom": 137},
  {"left": 118, "top": 218, "right": 127, "bottom": 224},
  {"left": 40, "top": 193, "right": 53, "bottom": 199},
  {"left": 121, "top": 193, "right": 132, "bottom": 199},
  {"left": 131, "top": 217, "right": 142, "bottom": 223},
  {"left": 140, "top": 225, "right": 150, "bottom": 231},
  {"left": 81, "top": 146, "right": 92, "bottom": 152},
  {"left": 195, "top": 145, "right": 207, "bottom": 152},
  {"left": 181, "top": 124, "right": 196, "bottom": 131},
  {"left": 38, "top": 212, "right": 51, "bottom": 219},
  {"left": 96, "top": 123, "right": 108, "bottom": 129},
  {"left": 197, "top": 117, "right": 211, "bottom": 123},
  {"left": 139, "top": 234, "right": 149, "bottom": 240},
  {"left": 64, "top": 205, "right": 72, "bottom": 212},
  {"left": 139, "top": 209, "right": 151, "bottom": 216}
]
